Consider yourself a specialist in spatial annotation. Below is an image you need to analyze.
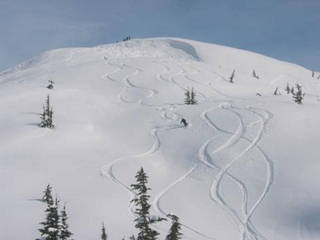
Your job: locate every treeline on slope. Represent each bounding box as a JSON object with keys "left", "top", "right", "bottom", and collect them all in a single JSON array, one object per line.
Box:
[
  {"left": 35, "top": 168, "right": 183, "bottom": 240},
  {"left": 38, "top": 66, "right": 310, "bottom": 131},
  {"left": 228, "top": 68, "right": 306, "bottom": 104}
]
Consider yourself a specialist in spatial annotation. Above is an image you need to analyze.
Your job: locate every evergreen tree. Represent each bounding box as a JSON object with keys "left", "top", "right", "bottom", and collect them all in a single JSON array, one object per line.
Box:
[
  {"left": 42, "top": 185, "right": 54, "bottom": 204},
  {"left": 165, "top": 214, "right": 183, "bottom": 240},
  {"left": 101, "top": 222, "right": 107, "bottom": 240},
  {"left": 60, "top": 205, "right": 73, "bottom": 240},
  {"left": 47, "top": 80, "right": 55, "bottom": 89},
  {"left": 273, "top": 87, "right": 280, "bottom": 96},
  {"left": 40, "top": 106, "right": 47, "bottom": 128},
  {"left": 291, "top": 87, "right": 295, "bottom": 95},
  {"left": 38, "top": 188, "right": 60, "bottom": 240},
  {"left": 190, "top": 88, "right": 197, "bottom": 104},
  {"left": 184, "top": 88, "right": 197, "bottom": 105},
  {"left": 40, "top": 95, "right": 54, "bottom": 128},
  {"left": 253, "top": 70, "right": 259, "bottom": 79},
  {"left": 184, "top": 89, "right": 191, "bottom": 105},
  {"left": 286, "top": 83, "right": 290, "bottom": 94},
  {"left": 229, "top": 70, "right": 235, "bottom": 83},
  {"left": 292, "top": 84, "right": 304, "bottom": 104},
  {"left": 130, "top": 168, "right": 160, "bottom": 240}
]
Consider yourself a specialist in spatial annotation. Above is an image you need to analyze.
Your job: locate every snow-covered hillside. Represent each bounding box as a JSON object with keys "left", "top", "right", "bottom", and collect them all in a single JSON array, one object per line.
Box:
[{"left": 1, "top": 38, "right": 320, "bottom": 240}]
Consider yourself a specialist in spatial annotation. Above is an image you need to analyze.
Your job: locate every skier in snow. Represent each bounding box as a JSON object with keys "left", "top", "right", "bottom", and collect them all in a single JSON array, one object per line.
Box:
[{"left": 180, "top": 118, "right": 188, "bottom": 127}]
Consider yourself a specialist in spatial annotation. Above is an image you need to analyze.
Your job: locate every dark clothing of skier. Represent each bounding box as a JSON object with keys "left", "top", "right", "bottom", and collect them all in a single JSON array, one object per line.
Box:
[{"left": 180, "top": 118, "right": 188, "bottom": 127}]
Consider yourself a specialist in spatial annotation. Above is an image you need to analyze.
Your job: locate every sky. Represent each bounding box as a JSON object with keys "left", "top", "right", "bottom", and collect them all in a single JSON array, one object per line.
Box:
[{"left": 0, "top": 0, "right": 319, "bottom": 71}]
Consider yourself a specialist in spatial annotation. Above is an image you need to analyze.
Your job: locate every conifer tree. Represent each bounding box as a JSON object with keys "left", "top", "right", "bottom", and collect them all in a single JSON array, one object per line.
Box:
[
  {"left": 40, "top": 106, "right": 47, "bottom": 128},
  {"left": 42, "top": 185, "right": 54, "bottom": 204},
  {"left": 38, "top": 187, "right": 60, "bottom": 240},
  {"left": 184, "top": 89, "right": 191, "bottom": 105},
  {"left": 291, "top": 87, "right": 295, "bottom": 95},
  {"left": 101, "top": 222, "right": 107, "bottom": 240},
  {"left": 184, "top": 88, "right": 197, "bottom": 105},
  {"left": 253, "top": 70, "right": 259, "bottom": 79},
  {"left": 40, "top": 95, "right": 54, "bottom": 128},
  {"left": 190, "top": 88, "right": 197, "bottom": 104},
  {"left": 130, "top": 168, "right": 160, "bottom": 240},
  {"left": 286, "top": 83, "right": 290, "bottom": 94},
  {"left": 229, "top": 70, "right": 235, "bottom": 83},
  {"left": 292, "top": 84, "right": 304, "bottom": 104},
  {"left": 60, "top": 205, "right": 73, "bottom": 240},
  {"left": 47, "top": 80, "right": 55, "bottom": 89},
  {"left": 165, "top": 214, "right": 183, "bottom": 240}
]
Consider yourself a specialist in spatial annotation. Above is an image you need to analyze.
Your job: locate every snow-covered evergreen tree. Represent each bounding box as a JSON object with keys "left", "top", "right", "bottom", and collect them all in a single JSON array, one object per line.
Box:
[
  {"left": 286, "top": 83, "right": 290, "bottom": 94},
  {"left": 47, "top": 80, "right": 55, "bottom": 90},
  {"left": 130, "top": 168, "right": 160, "bottom": 240},
  {"left": 184, "top": 89, "right": 191, "bottom": 105},
  {"left": 253, "top": 70, "right": 259, "bottom": 79},
  {"left": 273, "top": 87, "right": 280, "bottom": 96},
  {"left": 59, "top": 205, "right": 73, "bottom": 240},
  {"left": 40, "top": 95, "right": 54, "bottom": 128},
  {"left": 101, "top": 222, "right": 107, "bottom": 240},
  {"left": 184, "top": 88, "right": 197, "bottom": 105},
  {"left": 190, "top": 88, "right": 197, "bottom": 104},
  {"left": 165, "top": 214, "right": 182, "bottom": 240},
  {"left": 292, "top": 84, "right": 304, "bottom": 104},
  {"left": 38, "top": 188, "right": 60, "bottom": 240},
  {"left": 291, "top": 87, "right": 295, "bottom": 95}
]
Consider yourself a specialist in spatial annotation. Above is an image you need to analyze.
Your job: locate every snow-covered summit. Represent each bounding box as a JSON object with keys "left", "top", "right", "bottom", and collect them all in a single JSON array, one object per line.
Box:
[{"left": 1, "top": 38, "right": 320, "bottom": 240}]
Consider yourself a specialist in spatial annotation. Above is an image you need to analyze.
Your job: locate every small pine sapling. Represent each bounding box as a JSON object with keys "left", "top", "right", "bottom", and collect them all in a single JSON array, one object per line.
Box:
[
  {"left": 286, "top": 83, "right": 290, "bottom": 94},
  {"left": 273, "top": 87, "right": 280, "bottom": 96},
  {"left": 229, "top": 70, "right": 235, "bottom": 83},
  {"left": 165, "top": 214, "right": 183, "bottom": 240},
  {"left": 184, "top": 89, "right": 191, "bottom": 105},
  {"left": 60, "top": 205, "right": 73, "bottom": 240},
  {"left": 131, "top": 168, "right": 162, "bottom": 240},
  {"left": 292, "top": 84, "right": 304, "bottom": 104},
  {"left": 190, "top": 88, "right": 197, "bottom": 104},
  {"left": 38, "top": 187, "right": 60, "bottom": 240},
  {"left": 291, "top": 87, "right": 295, "bottom": 95},
  {"left": 47, "top": 80, "right": 55, "bottom": 89},
  {"left": 39, "top": 95, "right": 54, "bottom": 128},
  {"left": 253, "top": 70, "right": 259, "bottom": 79},
  {"left": 101, "top": 223, "right": 107, "bottom": 240}
]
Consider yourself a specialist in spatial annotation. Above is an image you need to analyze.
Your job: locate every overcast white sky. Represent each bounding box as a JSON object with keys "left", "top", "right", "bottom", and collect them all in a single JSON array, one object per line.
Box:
[{"left": 0, "top": 0, "right": 319, "bottom": 71}]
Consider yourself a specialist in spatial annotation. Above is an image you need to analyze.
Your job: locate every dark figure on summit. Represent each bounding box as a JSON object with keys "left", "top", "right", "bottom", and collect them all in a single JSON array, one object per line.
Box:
[{"left": 180, "top": 118, "right": 188, "bottom": 127}]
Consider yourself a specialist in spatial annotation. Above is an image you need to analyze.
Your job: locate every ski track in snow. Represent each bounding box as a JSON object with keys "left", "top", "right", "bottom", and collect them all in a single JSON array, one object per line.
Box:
[
  {"left": 100, "top": 57, "right": 218, "bottom": 240},
  {"left": 100, "top": 56, "right": 274, "bottom": 240},
  {"left": 199, "top": 102, "right": 273, "bottom": 240},
  {"left": 184, "top": 60, "right": 274, "bottom": 240},
  {"left": 151, "top": 60, "right": 274, "bottom": 240}
]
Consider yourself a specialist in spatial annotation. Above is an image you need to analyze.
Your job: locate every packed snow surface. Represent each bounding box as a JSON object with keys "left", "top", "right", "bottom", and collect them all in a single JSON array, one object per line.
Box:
[{"left": 1, "top": 38, "right": 320, "bottom": 240}]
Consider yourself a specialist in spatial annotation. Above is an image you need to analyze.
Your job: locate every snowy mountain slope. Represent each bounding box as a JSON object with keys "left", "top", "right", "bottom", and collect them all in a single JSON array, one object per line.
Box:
[{"left": 1, "top": 38, "right": 320, "bottom": 240}]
